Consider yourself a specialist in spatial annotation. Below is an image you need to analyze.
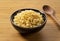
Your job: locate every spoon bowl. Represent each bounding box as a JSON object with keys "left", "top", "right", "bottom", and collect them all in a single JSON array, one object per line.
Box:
[{"left": 43, "top": 5, "right": 55, "bottom": 15}]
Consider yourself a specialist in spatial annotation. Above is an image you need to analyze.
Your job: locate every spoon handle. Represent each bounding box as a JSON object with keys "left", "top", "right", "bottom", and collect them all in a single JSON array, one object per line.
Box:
[{"left": 50, "top": 15, "right": 60, "bottom": 26}]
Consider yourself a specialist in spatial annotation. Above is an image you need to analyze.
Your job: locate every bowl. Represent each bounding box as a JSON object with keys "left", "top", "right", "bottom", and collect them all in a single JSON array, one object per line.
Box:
[{"left": 10, "top": 8, "right": 46, "bottom": 34}]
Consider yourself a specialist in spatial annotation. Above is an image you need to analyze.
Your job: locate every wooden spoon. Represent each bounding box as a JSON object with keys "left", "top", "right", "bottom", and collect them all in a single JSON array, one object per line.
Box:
[{"left": 42, "top": 5, "right": 60, "bottom": 27}]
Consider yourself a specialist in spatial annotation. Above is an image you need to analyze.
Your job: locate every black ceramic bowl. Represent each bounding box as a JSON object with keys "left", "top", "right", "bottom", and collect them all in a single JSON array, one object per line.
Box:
[{"left": 10, "top": 8, "right": 46, "bottom": 34}]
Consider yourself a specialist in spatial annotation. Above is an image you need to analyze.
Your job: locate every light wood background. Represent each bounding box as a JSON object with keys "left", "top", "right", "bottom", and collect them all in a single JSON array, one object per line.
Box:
[{"left": 0, "top": 0, "right": 60, "bottom": 41}]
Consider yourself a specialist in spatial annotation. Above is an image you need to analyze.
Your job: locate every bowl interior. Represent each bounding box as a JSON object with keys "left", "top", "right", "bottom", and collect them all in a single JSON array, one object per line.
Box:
[{"left": 10, "top": 8, "right": 46, "bottom": 29}]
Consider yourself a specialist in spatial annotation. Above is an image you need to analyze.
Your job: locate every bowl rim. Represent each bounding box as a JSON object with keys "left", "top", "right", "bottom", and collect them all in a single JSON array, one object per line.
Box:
[{"left": 10, "top": 8, "right": 47, "bottom": 29}]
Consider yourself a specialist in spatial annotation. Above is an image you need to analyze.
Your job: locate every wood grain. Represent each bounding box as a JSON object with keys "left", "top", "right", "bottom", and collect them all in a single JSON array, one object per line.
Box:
[{"left": 0, "top": 0, "right": 60, "bottom": 41}]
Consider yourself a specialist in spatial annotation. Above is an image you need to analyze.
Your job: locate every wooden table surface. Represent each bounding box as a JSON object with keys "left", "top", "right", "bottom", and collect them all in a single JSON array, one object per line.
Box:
[{"left": 0, "top": 0, "right": 60, "bottom": 41}]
